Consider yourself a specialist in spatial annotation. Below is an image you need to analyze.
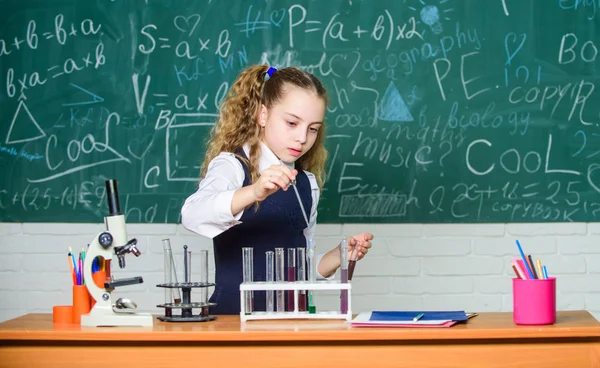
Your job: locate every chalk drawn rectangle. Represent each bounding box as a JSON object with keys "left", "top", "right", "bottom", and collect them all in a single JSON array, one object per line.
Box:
[
  {"left": 166, "top": 113, "right": 218, "bottom": 182},
  {"left": 339, "top": 194, "right": 407, "bottom": 218}
]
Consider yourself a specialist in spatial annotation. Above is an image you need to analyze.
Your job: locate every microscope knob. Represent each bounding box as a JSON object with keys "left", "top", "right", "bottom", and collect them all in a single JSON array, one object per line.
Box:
[{"left": 98, "top": 232, "right": 113, "bottom": 248}]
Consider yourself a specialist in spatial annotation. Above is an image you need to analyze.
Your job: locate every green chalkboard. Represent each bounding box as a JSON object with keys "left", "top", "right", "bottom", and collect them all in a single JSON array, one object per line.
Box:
[{"left": 1, "top": 0, "right": 600, "bottom": 224}]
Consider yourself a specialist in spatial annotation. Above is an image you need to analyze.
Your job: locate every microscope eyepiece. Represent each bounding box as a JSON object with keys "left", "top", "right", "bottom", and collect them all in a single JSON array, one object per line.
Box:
[{"left": 105, "top": 179, "right": 122, "bottom": 216}]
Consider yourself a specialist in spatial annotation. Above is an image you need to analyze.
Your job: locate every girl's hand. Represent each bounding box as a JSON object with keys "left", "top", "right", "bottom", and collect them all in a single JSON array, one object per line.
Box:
[
  {"left": 347, "top": 233, "right": 374, "bottom": 261},
  {"left": 252, "top": 164, "right": 297, "bottom": 201}
]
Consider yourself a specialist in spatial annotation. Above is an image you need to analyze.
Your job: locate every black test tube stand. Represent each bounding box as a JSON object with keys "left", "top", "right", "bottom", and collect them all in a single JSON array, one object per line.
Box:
[{"left": 156, "top": 245, "right": 217, "bottom": 322}]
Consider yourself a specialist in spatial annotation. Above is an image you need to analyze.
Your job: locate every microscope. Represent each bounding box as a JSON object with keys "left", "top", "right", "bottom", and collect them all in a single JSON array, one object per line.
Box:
[{"left": 81, "top": 179, "right": 153, "bottom": 327}]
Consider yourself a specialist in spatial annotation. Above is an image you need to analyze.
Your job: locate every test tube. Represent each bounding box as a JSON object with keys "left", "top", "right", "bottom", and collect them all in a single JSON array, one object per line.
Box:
[
  {"left": 266, "top": 251, "right": 274, "bottom": 312},
  {"left": 348, "top": 239, "right": 360, "bottom": 281},
  {"left": 297, "top": 247, "right": 307, "bottom": 312},
  {"left": 182, "top": 245, "right": 191, "bottom": 307},
  {"left": 275, "top": 247, "right": 284, "bottom": 312},
  {"left": 340, "top": 238, "right": 349, "bottom": 314},
  {"left": 242, "top": 247, "right": 254, "bottom": 314},
  {"left": 307, "top": 239, "right": 316, "bottom": 314},
  {"left": 162, "top": 239, "right": 181, "bottom": 304},
  {"left": 162, "top": 240, "right": 174, "bottom": 316},
  {"left": 186, "top": 246, "right": 192, "bottom": 282},
  {"left": 287, "top": 248, "right": 296, "bottom": 311},
  {"left": 199, "top": 250, "right": 208, "bottom": 300}
]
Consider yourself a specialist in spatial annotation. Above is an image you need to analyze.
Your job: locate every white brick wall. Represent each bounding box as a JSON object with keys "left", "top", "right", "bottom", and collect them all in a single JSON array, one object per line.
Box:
[{"left": 1, "top": 222, "right": 599, "bottom": 322}]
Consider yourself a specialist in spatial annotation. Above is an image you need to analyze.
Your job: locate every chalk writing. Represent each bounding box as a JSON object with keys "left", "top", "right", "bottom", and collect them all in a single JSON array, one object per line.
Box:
[{"left": 0, "top": 0, "right": 598, "bottom": 223}]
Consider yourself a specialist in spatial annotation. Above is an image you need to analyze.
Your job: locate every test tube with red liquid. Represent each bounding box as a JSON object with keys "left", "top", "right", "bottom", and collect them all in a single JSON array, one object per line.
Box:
[
  {"left": 340, "top": 238, "right": 348, "bottom": 314},
  {"left": 348, "top": 239, "right": 360, "bottom": 281},
  {"left": 287, "top": 248, "right": 296, "bottom": 311}
]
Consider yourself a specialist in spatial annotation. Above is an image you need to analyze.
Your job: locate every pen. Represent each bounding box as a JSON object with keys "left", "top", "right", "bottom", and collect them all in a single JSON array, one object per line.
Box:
[
  {"left": 68, "top": 251, "right": 76, "bottom": 285},
  {"left": 413, "top": 312, "right": 424, "bottom": 322},
  {"left": 511, "top": 259, "right": 525, "bottom": 279},
  {"left": 536, "top": 259, "right": 544, "bottom": 280},
  {"left": 69, "top": 247, "right": 79, "bottom": 285},
  {"left": 527, "top": 255, "right": 538, "bottom": 279},
  {"left": 516, "top": 259, "right": 529, "bottom": 279},
  {"left": 515, "top": 240, "right": 535, "bottom": 279}
]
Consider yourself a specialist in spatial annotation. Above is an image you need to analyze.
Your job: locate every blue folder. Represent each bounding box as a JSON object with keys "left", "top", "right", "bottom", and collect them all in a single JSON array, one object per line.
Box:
[{"left": 370, "top": 311, "right": 468, "bottom": 322}]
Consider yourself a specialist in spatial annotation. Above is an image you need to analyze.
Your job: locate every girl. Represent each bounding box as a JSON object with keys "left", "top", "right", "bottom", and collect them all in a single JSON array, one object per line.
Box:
[{"left": 181, "top": 65, "right": 373, "bottom": 314}]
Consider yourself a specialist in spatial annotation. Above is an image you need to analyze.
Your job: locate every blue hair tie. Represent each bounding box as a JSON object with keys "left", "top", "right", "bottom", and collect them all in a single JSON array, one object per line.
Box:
[{"left": 266, "top": 67, "right": 277, "bottom": 78}]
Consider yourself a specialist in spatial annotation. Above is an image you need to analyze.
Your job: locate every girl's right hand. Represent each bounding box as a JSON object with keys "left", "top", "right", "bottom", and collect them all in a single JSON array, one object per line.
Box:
[{"left": 252, "top": 164, "right": 297, "bottom": 201}]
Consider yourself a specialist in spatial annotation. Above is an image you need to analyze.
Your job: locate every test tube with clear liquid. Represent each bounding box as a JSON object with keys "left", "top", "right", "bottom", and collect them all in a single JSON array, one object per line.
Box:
[
  {"left": 266, "top": 251, "right": 274, "bottom": 312},
  {"left": 307, "top": 239, "right": 316, "bottom": 314},
  {"left": 275, "top": 248, "right": 285, "bottom": 312},
  {"left": 182, "top": 245, "right": 192, "bottom": 318},
  {"left": 162, "top": 239, "right": 181, "bottom": 304},
  {"left": 199, "top": 250, "right": 209, "bottom": 316},
  {"left": 287, "top": 248, "right": 296, "bottom": 311},
  {"left": 242, "top": 247, "right": 254, "bottom": 314},
  {"left": 184, "top": 245, "right": 192, "bottom": 283},
  {"left": 297, "top": 247, "right": 307, "bottom": 312},
  {"left": 162, "top": 241, "right": 173, "bottom": 317}
]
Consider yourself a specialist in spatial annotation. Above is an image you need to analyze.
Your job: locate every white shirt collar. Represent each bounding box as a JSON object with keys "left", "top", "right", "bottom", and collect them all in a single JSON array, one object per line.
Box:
[{"left": 243, "top": 142, "right": 295, "bottom": 174}]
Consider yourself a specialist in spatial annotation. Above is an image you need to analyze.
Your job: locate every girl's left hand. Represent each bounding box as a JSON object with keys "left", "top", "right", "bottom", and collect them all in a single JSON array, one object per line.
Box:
[{"left": 347, "top": 233, "right": 374, "bottom": 261}]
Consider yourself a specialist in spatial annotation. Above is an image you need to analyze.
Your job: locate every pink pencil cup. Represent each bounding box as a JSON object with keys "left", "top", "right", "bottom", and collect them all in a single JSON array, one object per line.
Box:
[{"left": 513, "top": 277, "right": 556, "bottom": 325}]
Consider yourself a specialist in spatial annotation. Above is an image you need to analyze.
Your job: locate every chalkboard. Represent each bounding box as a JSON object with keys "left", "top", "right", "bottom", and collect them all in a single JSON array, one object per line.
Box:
[{"left": 1, "top": 0, "right": 600, "bottom": 224}]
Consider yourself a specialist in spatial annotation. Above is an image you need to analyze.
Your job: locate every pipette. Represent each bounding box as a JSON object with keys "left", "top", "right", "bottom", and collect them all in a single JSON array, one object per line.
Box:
[
  {"left": 280, "top": 160, "right": 309, "bottom": 228},
  {"left": 292, "top": 184, "right": 309, "bottom": 227},
  {"left": 282, "top": 161, "right": 313, "bottom": 312}
]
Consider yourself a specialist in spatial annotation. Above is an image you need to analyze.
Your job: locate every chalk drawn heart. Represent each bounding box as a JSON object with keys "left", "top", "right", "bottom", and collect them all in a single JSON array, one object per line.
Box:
[
  {"left": 174, "top": 14, "right": 201, "bottom": 36},
  {"left": 127, "top": 135, "right": 154, "bottom": 160},
  {"left": 504, "top": 32, "right": 526, "bottom": 66},
  {"left": 270, "top": 9, "right": 286, "bottom": 27}
]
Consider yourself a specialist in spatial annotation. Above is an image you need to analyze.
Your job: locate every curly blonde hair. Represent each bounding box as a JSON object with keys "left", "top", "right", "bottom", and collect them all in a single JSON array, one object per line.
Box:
[{"left": 200, "top": 65, "right": 328, "bottom": 189}]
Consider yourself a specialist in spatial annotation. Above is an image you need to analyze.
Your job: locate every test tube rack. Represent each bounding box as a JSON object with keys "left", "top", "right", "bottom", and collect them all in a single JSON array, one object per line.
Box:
[
  {"left": 239, "top": 281, "right": 351, "bottom": 322},
  {"left": 156, "top": 282, "right": 217, "bottom": 322}
]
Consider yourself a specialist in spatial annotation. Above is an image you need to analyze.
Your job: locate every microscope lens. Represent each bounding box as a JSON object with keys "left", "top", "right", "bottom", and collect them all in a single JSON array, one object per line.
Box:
[{"left": 105, "top": 179, "right": 122, "bottom": 216}]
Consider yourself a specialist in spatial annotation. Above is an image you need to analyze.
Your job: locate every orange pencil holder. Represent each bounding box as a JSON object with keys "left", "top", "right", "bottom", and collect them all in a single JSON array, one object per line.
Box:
[
  {"left": 72, "top": 285, "right": 91, "bottom": 324},
  {"left": 53, "top": 305, "right": 73, "bottom": 324},
  {"left": 90, "top": 271, "right": 107, "bottom": 307}
]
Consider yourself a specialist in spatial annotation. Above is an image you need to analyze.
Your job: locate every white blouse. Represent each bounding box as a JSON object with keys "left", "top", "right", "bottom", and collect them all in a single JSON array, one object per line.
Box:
[{"left": 181, "top": 142, "right": 330, "bottom": 279}]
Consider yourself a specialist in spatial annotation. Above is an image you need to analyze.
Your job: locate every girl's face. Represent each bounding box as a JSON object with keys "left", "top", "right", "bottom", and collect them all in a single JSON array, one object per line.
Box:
[{"left": 260, "top": 85, "right": 325, "bottom": 163}]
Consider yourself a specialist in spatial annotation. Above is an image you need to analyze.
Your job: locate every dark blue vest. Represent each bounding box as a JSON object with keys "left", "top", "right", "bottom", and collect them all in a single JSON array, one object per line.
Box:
[{"left": 209, "top": 152, "right": 313, "bottom": 314}]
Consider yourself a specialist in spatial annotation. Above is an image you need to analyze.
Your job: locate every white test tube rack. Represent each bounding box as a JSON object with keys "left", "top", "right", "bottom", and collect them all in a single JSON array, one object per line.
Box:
[{"left": 239, "top": 281, "right": 352, "bottom": 322}]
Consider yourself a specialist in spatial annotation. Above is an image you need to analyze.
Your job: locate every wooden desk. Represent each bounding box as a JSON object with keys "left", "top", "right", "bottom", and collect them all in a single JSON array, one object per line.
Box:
[{"left": 1, "top": 311, "right": 599, "bottom": 367}]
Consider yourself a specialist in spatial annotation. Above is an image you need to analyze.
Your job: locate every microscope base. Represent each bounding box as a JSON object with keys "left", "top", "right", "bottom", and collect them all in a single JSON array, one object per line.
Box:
[{"left": 81, "top": 306, "right": 153, "bottom": 327}]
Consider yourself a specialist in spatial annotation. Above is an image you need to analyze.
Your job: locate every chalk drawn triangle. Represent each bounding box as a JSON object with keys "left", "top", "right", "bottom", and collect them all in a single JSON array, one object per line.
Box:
[
  {"left": 62, "top": 83, "right": 105, "bottom": 107},
  {"left": 5, "top": 99, "right": 46, "bottom": 144},
  {"left": 377, "top": 81, "right": 414, "bottom": 122}
]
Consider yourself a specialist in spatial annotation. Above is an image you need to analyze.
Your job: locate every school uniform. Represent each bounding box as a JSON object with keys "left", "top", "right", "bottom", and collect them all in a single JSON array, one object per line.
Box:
[{"left": 181, "top": 142, "right": 328, "bottom": 314}]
